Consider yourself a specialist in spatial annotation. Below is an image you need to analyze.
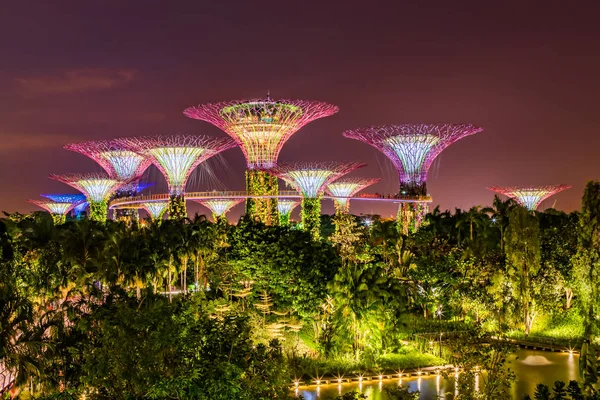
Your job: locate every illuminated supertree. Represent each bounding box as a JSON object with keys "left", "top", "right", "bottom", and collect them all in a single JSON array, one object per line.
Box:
[
  {"left": 184, "top": 96, "right": 339, "bottom": 225},
  {"left": 488, "top": 185, "right": 572, "bottom": 211},
  {"left": 49, "top": 173, "right": 123, "bottom": 222},
  {"left": 277, "top": 199, "right": 300, "bottom": 226},
  {"left": 143, "top": 202, "right": 169, "bottom": 221},
  {"left": 326, "top": 177, "right": 380, "bottom": 212},
  {"left": 344, "top": 124, "right": 482, "bottom": 234},
  {"left": 194, "top": 198, "right": 244, "bottom": 223},
  {"left": 28, "top": 199, "right": 76, "bottom": 224},
  {"left": 40, "top": 193, "right": 87, "bottom": 220},
  {"left": 272, "top": 162, "right": 365, "bottom": 239},
  {"left": 120, "top": 135, "right": 236, "bottom": 219}
]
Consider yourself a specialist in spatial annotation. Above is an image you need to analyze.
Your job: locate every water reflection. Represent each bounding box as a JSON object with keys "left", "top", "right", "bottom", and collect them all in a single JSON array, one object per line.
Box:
[{"left": 298, "top": 349, "right": 579, "bottom": 399}]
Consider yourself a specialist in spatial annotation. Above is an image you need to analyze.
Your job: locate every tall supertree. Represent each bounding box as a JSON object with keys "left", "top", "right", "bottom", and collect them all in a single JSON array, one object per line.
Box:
[
  {"left": 143, "top": 202, "right": 169, "bottom": 221},
  {"left": 49, "top": 173, "right": 123, "bottom": 222},
  {"left": 120, "top": 135, "right": 236, "bottom": 219},
  {"left": 277, "top": 199, "right": 300, "bottom": 226},
  {"left": 488, "top": 185, "right": 571, "bottom": 211},
  {"left": 184, "top": 96, "right": 339, "bottom": 225},
  {"left": 272, "top": 162, "right": 365, "bottom": 239},
  {"left": 64, "top": 139, "right": 152, "bottom": 220},
  {"left": 326, "top": 177, "right": 380, "bottom": 213},
  {"left": 344, "top": 123, "right": 482, "bottom": 234},
  {"left": 28, "top": 199, "right": 76, "bottom": 224},
  {"left": 40, "top": 193, "right": 87, "bottom": 220},
  {"left": 194, "top": 198, "right": 244, "bottom": 223}
]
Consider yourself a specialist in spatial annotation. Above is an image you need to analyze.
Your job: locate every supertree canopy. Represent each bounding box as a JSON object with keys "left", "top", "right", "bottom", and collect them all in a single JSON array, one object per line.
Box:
[
  {"left": 49, "top": 173, "right": 123, "bottom": 222},
  {"left": 272, "top": 162, "right": 365, "bottom": 239},
  {"left": 28, "top": 199, "right": 75, "bottom": 224},
  {"left": 40, "top": 193, "right": 87, "bottom": 220},
  {"left": 488, "top": 185, "right": 571, "bottom": 211},
  {"left": 64, "top": 140, "right": 151, "bottom": 182},
  {"left": 277, "top": 199, "right": 300, "bottom": 226},
  {"left": 184, "top": 96, "right": 339, "bottom": 225},
  {"left": 120, "top": 135, "right": 236, "bottom": 219},
  {"left": 143, "top": 202, "right": 169, "bottom": 221},
  {"left": 194, "top": 198, "right": 244, "bottom": 223},
  {"left": 326, "top": 177, "right": 380, "bottom": 212},
  {"left": 343, "top": 124, "right": 483, "bottom": 196}
]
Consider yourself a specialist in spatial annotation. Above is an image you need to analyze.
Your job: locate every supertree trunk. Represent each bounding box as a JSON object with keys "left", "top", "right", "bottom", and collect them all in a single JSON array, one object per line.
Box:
[
  {"left": 116, "top": 208, "right": 139, "bottom": 224},
  {"left": 396, "top": 202, "right": 428, "bottom": 235},
  {"left": 168, "top": 195, "right": 187, "bottom": 220},
  {"left": 279, "top": 212, "right": 291, "bottom": 226},
  {"left": 89, "top": 201, "right": 108, "bottom": 222},
  {"left": 302, "top": 197, "right": 321, "bottom": 240},
  {"left": 245, "top": 170, "right": 279, "bottom": 225},
  {"left": 52, "top": 214, "right": 66, "bottom": 225}
]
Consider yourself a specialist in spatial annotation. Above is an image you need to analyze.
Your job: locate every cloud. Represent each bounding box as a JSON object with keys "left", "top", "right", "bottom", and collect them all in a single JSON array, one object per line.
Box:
[
  {"left": 0, "top": 133, "right": 77, "bottom": 152},
  {"left": 15, "top": 68, "right": 136, "bottom": 95}
]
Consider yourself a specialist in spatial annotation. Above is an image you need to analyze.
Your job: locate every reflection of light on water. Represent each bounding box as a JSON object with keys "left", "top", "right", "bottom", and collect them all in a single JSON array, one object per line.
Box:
[
  {"left": 436, "top": 374, "right": 441, "bottom": 396},
  {"left": 418, "top": 377, "right": 422, "bottom": 391},
  {"left": 568, "top": 352, "right": 576, "bottom": 381},
  {"left": 337, "top": 384, "right": 342, "bottom": 395},
  {"left": 520, "top": 355, "right": 552, "bottom": 366},
  {"left": 378, "top": 380, "right": 383, "bottom": 392},
  {"left": 455, "top": 374, "right": 459, "bottom": 397},
  {"left": 475, "top": 372, "right": 480, "bottom": 392}
]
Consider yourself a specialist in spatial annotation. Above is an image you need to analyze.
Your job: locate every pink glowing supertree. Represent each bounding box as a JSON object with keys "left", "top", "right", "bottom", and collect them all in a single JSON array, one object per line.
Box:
[
  {"left": 28, "top": 199, "right": 76, "bottom": 224},
  {"left": 343, "top": 124, "right": 483, "bottom": 196},
  {"left": 49, "top": 173, "right": 124, "bottom": 222},
  {"left": 118, "top": 135, "right": 236, "bottom": 219},
  {"left": 193, "top": 198, "right": 244, "bottom": 222},
  {"left": 184, "top": 96, "right": 339, "bottom": 170},
  {"left": 326, "top": 177, "right": 380, "bottom": 211},
  {"left": 488, "top": 185, "right": 572, "bottom": 211},
  {"left": 271, "top": 162, "right": 365, "bottom": 239},
  {"left": 64, "top": 139, "right": 151, "bottom": 182}
]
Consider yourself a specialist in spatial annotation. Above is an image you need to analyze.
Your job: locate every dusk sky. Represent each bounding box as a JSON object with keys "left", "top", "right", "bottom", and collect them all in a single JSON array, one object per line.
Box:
[{"left": 2, "top": 1, "right": 599, "bottom": 220}]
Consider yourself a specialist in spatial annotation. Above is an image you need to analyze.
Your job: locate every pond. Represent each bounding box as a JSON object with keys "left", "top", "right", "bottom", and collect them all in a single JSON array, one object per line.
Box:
[{"left": 296, "top": 349, "right": 579, "bottom": 399}]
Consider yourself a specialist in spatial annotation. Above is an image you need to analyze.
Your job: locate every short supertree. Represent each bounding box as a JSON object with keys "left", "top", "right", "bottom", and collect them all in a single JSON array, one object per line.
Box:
[
  {"left": 143, "top": 202, "right": 169, "bottom": 221},
  {"left": 40, "top": 193, "right": 87, "bottom": 220},
  {"left": 49, "top": 173, "right": 123, "bottom": 222},
  {"left": 344, "top": 123, "right": 482, "bottom": 234},
  {"left": 28, "top": 199, "right": 76, "bottom": 224},
  {"left": 72, "top": 201, "right": 89, "bottom": 219},
  {"left": 326, "top": 177, "right": 380, "bottom": 213},
  {"left": 488, "top": 185, "right": 572, "bottom": 211},
  {"left": 119, "top": 135, "right": 236, "bottom": 220},
  {"left": 194, "top": 198, "right": 244, "bottom": 223},
  {"left": 184, "top": 96, "right": 339, "bottom": 225},
  {"left": 277, "top": 199, "right": 300, "bottom": 226},
  {"left": 271, "top": 162, "right": 365, "bottom": 239}
]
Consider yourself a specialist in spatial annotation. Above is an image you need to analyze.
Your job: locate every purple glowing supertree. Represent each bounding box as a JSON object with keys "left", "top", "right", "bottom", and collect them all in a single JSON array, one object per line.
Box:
[
  {"left": 343, "top": 124, "right": 483, "bottom": 196},
  {"left": 184, "top": 96, "right": 339, "bottom": 225},
  {"left": 271, "top": 162, "right": 365, "bottom": 238},
  {"left": 326, "top": 177, "right": 381, "bottom": 212},
  {"left": 488, "top": 185, "right": 572, "bottom": 211},
  {"left": 49, "top": 173, "right": 123, "bottom": 222},
  {"left": 193, "top": 198, "right": 244, "bottom": 223},
  {"left": 28, "top": 199, "right": 76, "bottom": 224},
  {"left": 119, "top": 135, "right": 236, "bottom": 219}
]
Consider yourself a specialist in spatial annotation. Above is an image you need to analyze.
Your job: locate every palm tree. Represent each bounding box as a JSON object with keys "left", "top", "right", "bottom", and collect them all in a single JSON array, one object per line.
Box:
[{"left": 491, "top": 195, "right": 517, "bottom": 252}]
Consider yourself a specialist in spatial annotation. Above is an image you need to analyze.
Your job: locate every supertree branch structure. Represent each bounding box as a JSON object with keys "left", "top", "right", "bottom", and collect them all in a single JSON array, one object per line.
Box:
[
  {"left": 28, "top": 200, "right": 75, "bottom": 224},
  {"left": 64, "top": 140, "right": 151, "bottom": 182},
  {"left": 40, "top": 193, "right": 87, "bottom": 220},
  {"left": 49, "top": 173, "right": 123, "bottom": 222},
  {"left": 184, "top": 97, "right": 339, "bottom": 225},
  {"left": 488, "top": 185, "right": 572, "bottom": 211},
  {"left": 194, "top": 198, "right": 244, "bottom": 223},
  {"left": 119, "top": 135, "right": 236, "bottom": 220},
  {"left": 277, "top": 199, "right": 300, "bottom": 226},
  {"left": 143, "top": 202, "right": 169, "bottom": 221},
  {"left": 272, "top": 162, "right": 365, "bottom": 239},
  {"left": 343, "top": 124, "right": 483, "bottom": 196},
  {"left": 326, "top": 177, "right": 380, "bottom": 212}
]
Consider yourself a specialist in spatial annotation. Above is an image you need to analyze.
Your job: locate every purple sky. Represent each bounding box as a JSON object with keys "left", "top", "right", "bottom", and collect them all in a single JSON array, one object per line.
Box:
[{"left": 1, "top": 1, "right": 599, "bottom": 220}]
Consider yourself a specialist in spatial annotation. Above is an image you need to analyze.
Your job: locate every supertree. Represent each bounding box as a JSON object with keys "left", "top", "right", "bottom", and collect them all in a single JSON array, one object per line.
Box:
[
  {"left": 271, "top": 162, "right": 365, "bottom": 239},
  {"left": 184, "top": 96, "right": 339, "bottom": 225},
  {"left": 326, "top": 177, "right": 380, "bottom": 213},
  {"left": 488, "top": 185, "right": 572, "bottom": 211},
  {"left": 119, "top": 135, "right": 236, "bottom": 219},
  {"left": 143, "top": 202, "right": 169, "bottom": 221},
  {"left": 194, "top": 198, "right": 244, "bottom": 223},
  {"left": 28, "top": 199, "right": 76, "bottom": 224},
  {"left": 49, "top": 173, "right": 123, "bottom": 222},
  {"left": 343, "top": 123, "right": 482, "bottom": 234},
  {"left": 40, "top": 193, "right": 87, "bottom": 220},
  {"left": 277, "top": 199, "right": 300, "bottom": 226}
]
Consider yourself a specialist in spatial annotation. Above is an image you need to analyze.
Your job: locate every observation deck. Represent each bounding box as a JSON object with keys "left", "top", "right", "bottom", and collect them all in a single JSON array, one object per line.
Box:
[{"left": 109, "top": 191, "right": 432, "bottom": 209}]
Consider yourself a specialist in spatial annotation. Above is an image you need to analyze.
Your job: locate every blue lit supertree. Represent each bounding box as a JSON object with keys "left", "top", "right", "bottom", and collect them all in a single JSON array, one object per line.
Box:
[{"left": 41, "top": 193, "right": 87, "bottom": 219}]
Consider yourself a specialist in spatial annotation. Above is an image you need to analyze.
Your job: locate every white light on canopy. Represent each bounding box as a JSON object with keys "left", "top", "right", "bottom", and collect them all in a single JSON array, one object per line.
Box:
[
  {"left": 277, "top": 199, "right": 300, "bottom": 216},
  {"left": 286, "top": 170, "right": 334, "bottom": 198},
  {"left": 100, "top": 150, "right": 146, "bottom": 181},
  {"left": 385, "top": 134, "right": 440, "bottom": 178},
  {"left": 77, "top": 179, "right": 121, "bottom": 202},
  {"left": 143, "top": 202, "right": 168, "bottom": 219},
  {"left": 147, "top": 147, "right": 206, "bottom": 195}
]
